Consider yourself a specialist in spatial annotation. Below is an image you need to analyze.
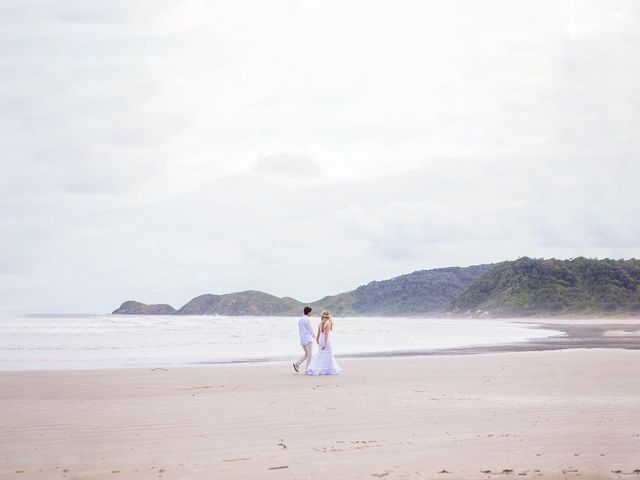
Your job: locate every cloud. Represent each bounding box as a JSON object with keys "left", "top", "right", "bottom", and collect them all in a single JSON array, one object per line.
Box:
[
  {"left": 253, "top": 153, "right": 322, "bottom": 178},
  {"left": 0, "top": 0, "right": 638, "bottom": 312}
]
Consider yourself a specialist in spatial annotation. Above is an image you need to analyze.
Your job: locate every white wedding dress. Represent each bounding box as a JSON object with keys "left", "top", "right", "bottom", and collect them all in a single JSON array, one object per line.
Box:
[{"left": 306, "top": 330, "right": 342, "bottom": 375}]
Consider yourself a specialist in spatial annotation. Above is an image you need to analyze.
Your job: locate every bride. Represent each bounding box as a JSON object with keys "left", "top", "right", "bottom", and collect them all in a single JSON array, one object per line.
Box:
[{"left": 306, "top": 310, "right": 342, "bottom": 375}]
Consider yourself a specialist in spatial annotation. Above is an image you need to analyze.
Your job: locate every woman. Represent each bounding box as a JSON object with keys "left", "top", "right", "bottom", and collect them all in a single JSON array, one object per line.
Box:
[{"left": 306, "top": 310, "right": 342, "bottom": 375}]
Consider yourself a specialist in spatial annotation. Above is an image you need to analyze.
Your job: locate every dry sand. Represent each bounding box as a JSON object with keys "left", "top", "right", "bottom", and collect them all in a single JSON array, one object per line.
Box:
[{"left": 1, "top": 347, "right": 639, "bottom": 479}]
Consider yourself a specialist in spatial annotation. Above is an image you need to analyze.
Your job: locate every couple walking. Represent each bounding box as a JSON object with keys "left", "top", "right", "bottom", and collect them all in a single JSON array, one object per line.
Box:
[{"left": 292, "top": 307, "right": 342, "bottom": 375}]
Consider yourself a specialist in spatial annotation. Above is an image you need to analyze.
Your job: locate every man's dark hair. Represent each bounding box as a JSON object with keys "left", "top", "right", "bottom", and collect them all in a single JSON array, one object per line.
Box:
[{"left": 303, "top": 306, "right": 312, "bottom": 315}]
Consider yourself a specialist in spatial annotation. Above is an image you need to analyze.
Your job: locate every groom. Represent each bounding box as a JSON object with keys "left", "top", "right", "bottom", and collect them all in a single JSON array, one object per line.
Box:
[{"left": 292, "top": 306, "right": 316, "bottom": 373}]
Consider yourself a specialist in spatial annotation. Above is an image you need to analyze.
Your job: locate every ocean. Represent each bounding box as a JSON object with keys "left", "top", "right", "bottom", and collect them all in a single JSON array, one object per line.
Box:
[{"left": 0, "top": 313, "right": 563, "bottom": 371}]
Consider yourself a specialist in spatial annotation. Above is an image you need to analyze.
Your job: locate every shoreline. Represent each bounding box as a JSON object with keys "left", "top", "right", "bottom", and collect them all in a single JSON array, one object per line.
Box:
[
  {"left": 2, "top": 318, "right": 639, "bottom": 373},
  {"left": 142, "top": 318, "right": 640, "bottom": 368}
]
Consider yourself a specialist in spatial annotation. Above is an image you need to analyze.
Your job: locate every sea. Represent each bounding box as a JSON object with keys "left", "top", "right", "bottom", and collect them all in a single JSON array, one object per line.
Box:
[{"left": 0, "top": 313, "right": 563, "bottom": 371}]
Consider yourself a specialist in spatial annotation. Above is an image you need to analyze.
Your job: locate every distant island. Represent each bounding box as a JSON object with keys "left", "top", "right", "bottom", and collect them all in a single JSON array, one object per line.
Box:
[{"left": 113, "top": 257, "right": 640, "bottom": 317}]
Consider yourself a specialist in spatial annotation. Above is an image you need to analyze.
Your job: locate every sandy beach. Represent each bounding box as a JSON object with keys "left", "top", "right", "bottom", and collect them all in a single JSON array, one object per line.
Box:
[{"left": 2, "top": 320, "right": 640, "bottom": 480}]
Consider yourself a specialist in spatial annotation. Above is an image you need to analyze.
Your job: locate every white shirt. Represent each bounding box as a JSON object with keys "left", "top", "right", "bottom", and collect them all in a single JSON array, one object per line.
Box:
[{"left": 298, "top": 315, "right": 316, "bottom": 345}]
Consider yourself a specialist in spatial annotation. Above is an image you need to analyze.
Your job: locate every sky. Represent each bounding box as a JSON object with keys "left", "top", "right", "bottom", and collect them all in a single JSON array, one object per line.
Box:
[{"left": 1, "top": 0, "right": 639, "bottom": 313}]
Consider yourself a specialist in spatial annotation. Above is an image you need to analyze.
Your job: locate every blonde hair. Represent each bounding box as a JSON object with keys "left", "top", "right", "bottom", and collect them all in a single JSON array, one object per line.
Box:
[{"left": 320, "top": 310, "right": 334, "bottom": 332}]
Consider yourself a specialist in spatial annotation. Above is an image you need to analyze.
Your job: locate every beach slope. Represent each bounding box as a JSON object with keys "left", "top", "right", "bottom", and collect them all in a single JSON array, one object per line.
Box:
[{"left": 1, "top": 349, "right": 639, "bottom": 479}]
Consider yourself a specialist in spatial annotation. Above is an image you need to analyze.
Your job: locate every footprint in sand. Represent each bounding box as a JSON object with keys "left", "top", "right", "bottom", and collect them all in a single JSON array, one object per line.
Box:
[{"left": 561, "top": 468, "right": 578, "bottom": 474}]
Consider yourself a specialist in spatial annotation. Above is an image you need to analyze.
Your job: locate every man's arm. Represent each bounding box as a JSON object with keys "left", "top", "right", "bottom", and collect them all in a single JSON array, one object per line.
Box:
[{"left": 306, "top": 318, "right": 316, "bottom": 343}]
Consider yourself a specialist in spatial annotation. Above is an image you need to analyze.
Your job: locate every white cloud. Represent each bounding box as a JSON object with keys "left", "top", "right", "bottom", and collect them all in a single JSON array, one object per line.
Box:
[
  {"left": 253, "top": 153, "right": 322, "bottom": 178},
  {"left": 0, "top": 0, "right": 638, "bottom": 312}
]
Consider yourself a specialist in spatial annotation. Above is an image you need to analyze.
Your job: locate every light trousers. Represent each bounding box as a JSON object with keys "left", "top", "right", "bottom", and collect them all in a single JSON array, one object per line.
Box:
[{"left": 294, "top": 342, "right": 313, "bottom": 372}]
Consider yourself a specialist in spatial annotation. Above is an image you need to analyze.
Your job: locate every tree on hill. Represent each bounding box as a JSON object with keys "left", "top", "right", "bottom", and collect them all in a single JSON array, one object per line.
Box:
[{"left": 449, "top": 257, "right": 640, "bottom": 316}]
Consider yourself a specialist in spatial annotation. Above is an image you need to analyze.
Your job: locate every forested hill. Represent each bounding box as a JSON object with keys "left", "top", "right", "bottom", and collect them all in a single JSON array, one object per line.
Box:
[
  {"left": 112, "top": 263, "right": 494, "bottom": 316},
  {"left": 448, "top": 257, "right": 640, "bottom": 317},
  {"left": 176, "top": 291, "right": 302, "bottom": 316},
  {"left": 312, "top": 264, "right": 495, "bottom": 316},
  {"left": 112, "top": 258, "right": 640, "bottom": 317}
]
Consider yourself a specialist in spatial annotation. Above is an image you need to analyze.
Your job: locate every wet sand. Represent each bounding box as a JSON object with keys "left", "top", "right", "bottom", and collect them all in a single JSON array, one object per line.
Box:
[{"left": 442, "top": 318, "right": 640, "bottom": 356}]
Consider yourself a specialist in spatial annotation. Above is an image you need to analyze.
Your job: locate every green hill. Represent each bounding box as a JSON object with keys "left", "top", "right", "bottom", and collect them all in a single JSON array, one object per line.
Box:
[
  {"left": 176, "top": 291, "right": 303, "bottom": 316},
  {"left": 112, "top": 301, "right": 176, "bottom": 315},
  {"left": 112, "top": 264, "right": 494, "bottom": 316},
  {"left": 448, "top": 257, "right": 640, "bottom": 317},
  {"left": 312, "top": 264, "right": 495, "bottom": 316}
]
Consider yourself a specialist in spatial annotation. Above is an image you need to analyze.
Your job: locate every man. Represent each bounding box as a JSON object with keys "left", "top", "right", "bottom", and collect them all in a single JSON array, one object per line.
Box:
[{"left": 293, "top": 306, "right": 316, "bottom": 373}]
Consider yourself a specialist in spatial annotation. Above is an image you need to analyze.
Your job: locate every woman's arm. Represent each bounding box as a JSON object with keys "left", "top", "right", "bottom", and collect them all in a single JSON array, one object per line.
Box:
[{"left": 316, "top": 325, "right": 321, "bottom": 344}]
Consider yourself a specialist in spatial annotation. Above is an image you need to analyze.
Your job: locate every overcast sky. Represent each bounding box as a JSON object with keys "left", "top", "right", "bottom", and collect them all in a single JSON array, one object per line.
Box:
[{"left": 1, "top": 1, "right": 639, "bottom": 313}]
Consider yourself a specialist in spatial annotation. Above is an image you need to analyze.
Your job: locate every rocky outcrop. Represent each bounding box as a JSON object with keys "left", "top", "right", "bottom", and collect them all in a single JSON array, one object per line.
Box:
[
  {"left": 112, "top": 301, "right": 176, "bottom": 315},
  {"left": 177, "top": 291, "right": 302, "bottom": 316}
]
